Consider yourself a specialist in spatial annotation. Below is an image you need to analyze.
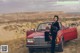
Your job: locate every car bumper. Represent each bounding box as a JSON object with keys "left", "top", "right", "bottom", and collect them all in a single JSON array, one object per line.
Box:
[
  {"left": 26, "top": 44, "right": 60, "bottom": 52},
  {"left": 26, "top": 44, "right": 59, "bottom": 48}
]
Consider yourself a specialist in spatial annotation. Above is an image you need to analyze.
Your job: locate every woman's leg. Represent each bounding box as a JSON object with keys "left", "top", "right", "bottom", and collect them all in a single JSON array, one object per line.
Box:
[
  {"left": 51, "top": 33, "right": 57, "bottom": 53},
  {"left": 51, "top": 38, "right": 56, "bottom": 53}
]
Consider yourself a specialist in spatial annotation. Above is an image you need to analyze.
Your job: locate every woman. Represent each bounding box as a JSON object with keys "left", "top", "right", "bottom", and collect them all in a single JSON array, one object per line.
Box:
[{"left": 50, "top": 15, "right": 60, "bottom": 53}]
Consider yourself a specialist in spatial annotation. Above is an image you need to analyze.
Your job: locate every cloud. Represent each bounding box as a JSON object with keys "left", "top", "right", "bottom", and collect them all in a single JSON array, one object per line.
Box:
[
  {"left": 0, "top": 0, "right": 9, "bottom": 2},
  {"left": 0, "top": 0, "right": 80, "bottom": 14}
]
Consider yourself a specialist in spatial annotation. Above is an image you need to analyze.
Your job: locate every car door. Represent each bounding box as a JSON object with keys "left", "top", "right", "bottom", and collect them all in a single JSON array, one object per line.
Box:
[{"left": 63, "top": 27, "right": 77, "bottom": 41}]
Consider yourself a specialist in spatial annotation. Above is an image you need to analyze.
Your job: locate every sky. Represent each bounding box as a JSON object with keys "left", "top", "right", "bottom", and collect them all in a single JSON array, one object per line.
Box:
[{"left": 0, "top": 0, "right": 80, "bottom": 14}]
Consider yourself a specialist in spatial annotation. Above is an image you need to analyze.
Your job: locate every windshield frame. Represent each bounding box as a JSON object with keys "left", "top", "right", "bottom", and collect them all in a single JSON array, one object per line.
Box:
[{"left": 36, "top": 22, "right": 53, "bottom": 31}]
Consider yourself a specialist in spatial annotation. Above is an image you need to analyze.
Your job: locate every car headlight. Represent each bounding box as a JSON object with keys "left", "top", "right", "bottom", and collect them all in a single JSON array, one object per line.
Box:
[{"left": 27, "top": 39, "right": 34, "bottom": 43}]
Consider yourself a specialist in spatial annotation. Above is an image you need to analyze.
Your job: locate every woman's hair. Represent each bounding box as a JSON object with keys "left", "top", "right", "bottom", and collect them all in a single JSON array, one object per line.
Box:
[{"left": 54, "top": 15, "right": 59, "bottom": 21}]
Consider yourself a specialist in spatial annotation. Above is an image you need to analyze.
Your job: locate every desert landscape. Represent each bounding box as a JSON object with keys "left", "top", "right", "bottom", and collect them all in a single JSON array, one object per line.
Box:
[{"left": 0, "top": 12, "right": 80, "bottom": 53}]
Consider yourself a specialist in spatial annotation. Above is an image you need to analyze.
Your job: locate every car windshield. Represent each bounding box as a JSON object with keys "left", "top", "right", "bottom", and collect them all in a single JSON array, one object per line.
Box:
[{"left": 36, "top": 22, "right": 52, "bottom": 31}]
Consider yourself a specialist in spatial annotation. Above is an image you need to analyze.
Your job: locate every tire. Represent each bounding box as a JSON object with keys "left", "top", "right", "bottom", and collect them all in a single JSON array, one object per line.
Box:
[
  {"left": 57, "top": 37, "right": 64, "bottom": 52},
  {"left": 28, "top": 48, "right": 34, "bottom": 53}
]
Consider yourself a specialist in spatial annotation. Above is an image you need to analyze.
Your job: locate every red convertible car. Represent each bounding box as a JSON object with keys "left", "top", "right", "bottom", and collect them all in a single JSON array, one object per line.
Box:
[{"left": 26, "top": 22, "right": 77, "bottom": 53}]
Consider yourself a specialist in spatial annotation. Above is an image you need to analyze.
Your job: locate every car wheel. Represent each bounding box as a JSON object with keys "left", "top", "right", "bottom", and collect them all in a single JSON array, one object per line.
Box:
[
  {"left": 57, "top": 37, "right": 64, "bottom": 52},
  {"left": 28, "top": 48, "right": 34, "bottom": 53}
]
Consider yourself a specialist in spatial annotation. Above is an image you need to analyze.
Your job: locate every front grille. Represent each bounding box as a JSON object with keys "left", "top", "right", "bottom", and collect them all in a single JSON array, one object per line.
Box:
[{"left": 34, "top": 38, "right": 50, "bottom": 46}]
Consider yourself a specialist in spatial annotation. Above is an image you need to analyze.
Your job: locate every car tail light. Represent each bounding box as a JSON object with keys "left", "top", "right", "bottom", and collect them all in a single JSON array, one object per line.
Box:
[{"left": 56, "top": 37, "right": 60, "bottom": 44}]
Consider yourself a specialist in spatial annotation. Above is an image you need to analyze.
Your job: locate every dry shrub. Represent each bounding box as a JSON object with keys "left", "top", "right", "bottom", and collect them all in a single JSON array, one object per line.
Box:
[{"left": 0, "top": 37, "right": 27, "bottom": 53}]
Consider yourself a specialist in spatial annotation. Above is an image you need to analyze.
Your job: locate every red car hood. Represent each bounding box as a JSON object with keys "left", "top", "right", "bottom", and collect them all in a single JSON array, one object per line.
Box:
[{"left": 27, "top": 31, "right": 44, "bottom": 38}]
